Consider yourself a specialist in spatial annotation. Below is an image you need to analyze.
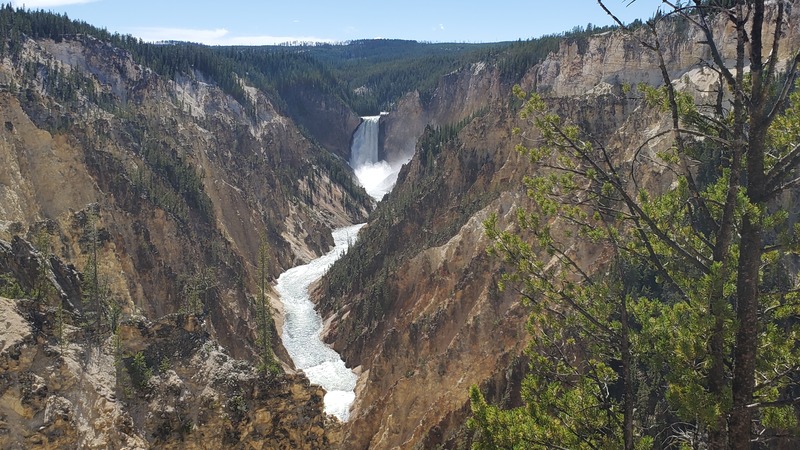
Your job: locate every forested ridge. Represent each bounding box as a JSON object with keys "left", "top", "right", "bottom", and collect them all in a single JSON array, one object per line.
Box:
[{"left": 0, "top": 4, "right": 628, "bottom": 118}]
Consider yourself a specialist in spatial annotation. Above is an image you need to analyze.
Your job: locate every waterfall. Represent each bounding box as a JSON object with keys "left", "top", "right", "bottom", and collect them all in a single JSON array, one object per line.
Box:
[
  {"left": 349, "top": 114, "right": 408, "bottom": 201},
  {"left": 349, "top": 116, "right": 381, "bottom": 167},
  {"left": 276, "top": 224, "right": 365, "bottom": 422}
]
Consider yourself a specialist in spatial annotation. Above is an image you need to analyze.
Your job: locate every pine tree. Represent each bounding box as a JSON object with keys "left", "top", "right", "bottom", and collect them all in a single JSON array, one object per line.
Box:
[
  {"left": 31, "top": 226, "right": 66, "bottom": 352},
  {"left": 470, "top": 1, "right": 800, "bottom": 448},
  {"left": 82, "top": 206, "right": 103, "bottom": 334},
  {"left": 255, "top": 232, "right": 279, "bottom": 375}
]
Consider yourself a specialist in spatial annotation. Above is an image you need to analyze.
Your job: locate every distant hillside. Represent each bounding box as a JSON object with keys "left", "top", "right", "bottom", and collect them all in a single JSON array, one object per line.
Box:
[{"left": 0, "top": 5, "right": 622, "bottom": 121}]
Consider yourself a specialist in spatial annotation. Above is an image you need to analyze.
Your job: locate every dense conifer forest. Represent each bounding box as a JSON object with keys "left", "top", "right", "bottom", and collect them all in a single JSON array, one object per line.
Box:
[{"left": 0, "top": 4, "right": 622, "bottom": 118}]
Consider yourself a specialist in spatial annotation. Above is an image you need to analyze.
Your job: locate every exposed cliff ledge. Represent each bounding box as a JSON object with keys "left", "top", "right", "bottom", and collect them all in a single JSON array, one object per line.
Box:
[{"left": 530, "top": 3, "right": 799, "bottom": 97}]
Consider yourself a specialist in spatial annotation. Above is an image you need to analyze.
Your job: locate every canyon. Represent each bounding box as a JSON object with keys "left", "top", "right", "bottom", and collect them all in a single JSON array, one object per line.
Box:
[{"left": 2, "top": 3, "right": 799, "bottom": 449}]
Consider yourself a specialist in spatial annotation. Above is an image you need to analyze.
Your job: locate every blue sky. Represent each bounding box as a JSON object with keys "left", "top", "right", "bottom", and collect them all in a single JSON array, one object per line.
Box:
[{"left": 11, "top": 0, "right": 665, "bottom": 45}]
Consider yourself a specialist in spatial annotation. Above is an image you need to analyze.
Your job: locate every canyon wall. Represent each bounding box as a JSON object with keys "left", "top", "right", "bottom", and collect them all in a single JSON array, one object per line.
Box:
[
  {"left": 0, "top": 31, "right": 369, "bottom": 447},
  {"left": 319, "top": 6, "right": 800, "bottom": 449},
  {"left": 2, "top": 3, "right": 799, "bottom": 448},
  {"left": 0, "top": 33, "right": 370, "bottom": 350}
]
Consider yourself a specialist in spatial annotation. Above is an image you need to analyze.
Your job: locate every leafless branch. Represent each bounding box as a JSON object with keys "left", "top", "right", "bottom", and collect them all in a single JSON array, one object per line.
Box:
[
  {"left": 765, "top": 142, "right": 800, "bottom": 193},
  {"left": 766, "top": 51, "right": 800, "bottom": 125}
]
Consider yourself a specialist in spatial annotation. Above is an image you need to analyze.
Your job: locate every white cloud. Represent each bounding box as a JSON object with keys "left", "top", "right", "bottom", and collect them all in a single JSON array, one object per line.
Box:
[
  {"left": 439, "top": 24, "right": 445, "bottom": 30},
  {"left": 11, "top": 0, "right": 97, "bottom": 7},
  {"left": 132, "top": 27, "right": 229, "bottom": 43},
  {"left": 129, "top": 27, "right": 334, "bottom": 46}
]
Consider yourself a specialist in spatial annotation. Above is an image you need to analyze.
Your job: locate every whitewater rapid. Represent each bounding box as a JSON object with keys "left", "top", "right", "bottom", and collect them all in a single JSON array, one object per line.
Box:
[{"left": 275, "top": 223, "right": 365, "bottom": 421}]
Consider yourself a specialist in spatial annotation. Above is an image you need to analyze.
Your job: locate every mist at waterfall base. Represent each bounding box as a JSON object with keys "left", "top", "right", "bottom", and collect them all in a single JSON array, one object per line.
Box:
[
  {"left": 276, "top": 224, "right": 365, "bottom": 422},
  {"left": 353, "top": 161, "right": 399, "bottom": 200},
  {"left": 350, "top": 115, "right": 408, "bottom": 201}
]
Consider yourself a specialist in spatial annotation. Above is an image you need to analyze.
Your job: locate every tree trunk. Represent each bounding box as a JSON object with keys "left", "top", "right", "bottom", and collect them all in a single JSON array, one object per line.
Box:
[
  {"left": 730, "top": 216, "right": 761, "bottom": 449},
  {"left": 621, "top": 293, "right": 634, "bottom": 450}
]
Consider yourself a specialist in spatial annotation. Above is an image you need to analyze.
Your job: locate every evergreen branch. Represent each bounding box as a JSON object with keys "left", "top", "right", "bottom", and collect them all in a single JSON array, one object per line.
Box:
[
  {"left": 764, "top": 174, "right": 800, "bottom": 199},
  {"left": 747, "top": 397, "right": 800, "bottom": 409},
  {"left": 753, "top": 365, "right": 800, "bottom": 392},
  {"left": 549, "top": 122, "right": 712, "bottom": 273},
  {"left": 630, "top": 218, "right": 693, "bottom": 303},
  {"left": 651, "top": 21, "right": 721, "bottom": 250}
]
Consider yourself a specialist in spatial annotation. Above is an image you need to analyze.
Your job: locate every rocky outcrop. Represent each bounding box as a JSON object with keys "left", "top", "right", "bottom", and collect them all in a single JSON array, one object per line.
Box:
[
  {"left": 530, "top": 3, "right": 799, "bottom": 97},
  {"left": 380, "top": 61, "right": 508, "bottom": 166},
  {"left": 0, "top": 295, "right": 338, "bottom": 449}
]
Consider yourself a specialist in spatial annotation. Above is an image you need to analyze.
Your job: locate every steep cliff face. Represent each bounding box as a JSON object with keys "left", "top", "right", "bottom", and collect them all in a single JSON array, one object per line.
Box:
[
  {"left": 318, "top": 7, "right": 800, "bottom": 449},
  {"left": 278, "top": 82, "right": 362, "bottom": 160},
  {"left": 0, "top": 33, "right": 370, "bottom": 354},
  {"left": 531, "top": 4, "right": 800, "bottom": 97},
  {"left": 380, "top": 61, "right": 508, "bottom": 166},
  {"left": 0, "top": 31, "right": 368, "bottom": 447}
]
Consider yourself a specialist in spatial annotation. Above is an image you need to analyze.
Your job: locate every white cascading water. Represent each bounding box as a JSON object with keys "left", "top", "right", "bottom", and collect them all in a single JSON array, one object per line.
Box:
[
  {"left": 276, "top": 223, "right": 365, "bottom": 421},
  {"left": 274, "top": 115, "right": 403, "bottom": 421},
  {"left": 350, "top": 115, "right": 380, "bottom": 167},
  {"left": 350, "top": 115, "right": 405, "bottom": 201}
]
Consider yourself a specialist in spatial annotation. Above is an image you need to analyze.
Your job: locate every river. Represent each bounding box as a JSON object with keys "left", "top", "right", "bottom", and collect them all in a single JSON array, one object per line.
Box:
[{"left": 275, "top": 223, "right": 365, "bottom": 421}]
